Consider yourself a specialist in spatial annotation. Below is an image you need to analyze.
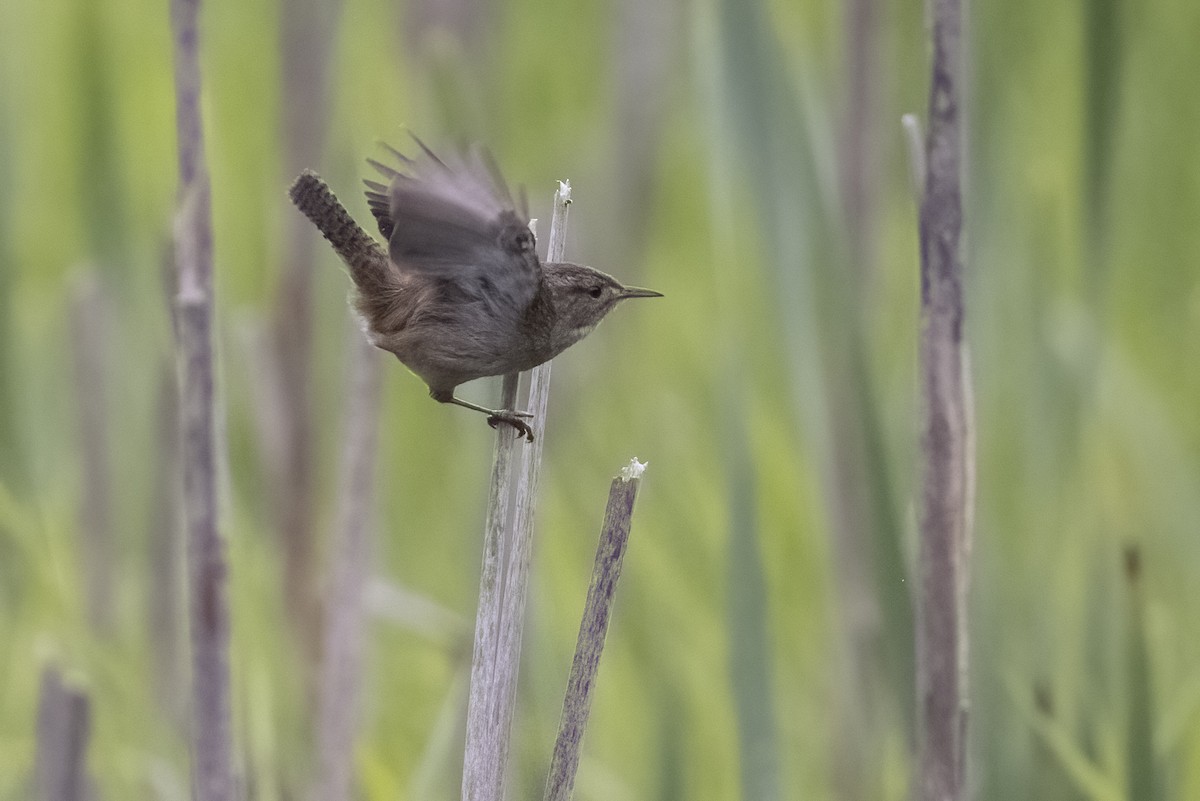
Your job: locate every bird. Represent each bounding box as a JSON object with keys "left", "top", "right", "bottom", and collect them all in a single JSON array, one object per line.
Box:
[{"left": 348, "top": 135, "right": 661, "bottom": 442}]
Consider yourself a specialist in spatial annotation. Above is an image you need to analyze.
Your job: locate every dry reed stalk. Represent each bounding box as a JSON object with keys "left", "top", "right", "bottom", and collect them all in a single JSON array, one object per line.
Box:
[
  {"left": 913, "top": 0, "right": 973, "bottom": 795},
  {"left": 464, "top": 181, "right": 572, "bottom": 801},
  {"left": 543, "top": 460, "right": 645, "bottom": 801},
  {"left": 170, "top": 0, "right": 236, "bottom": 792}
]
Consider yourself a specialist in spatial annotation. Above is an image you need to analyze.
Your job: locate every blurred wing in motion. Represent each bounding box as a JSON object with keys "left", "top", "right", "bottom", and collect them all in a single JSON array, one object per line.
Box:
[{"left": 364, "top": 136, "right": 541, "bottom": 310}]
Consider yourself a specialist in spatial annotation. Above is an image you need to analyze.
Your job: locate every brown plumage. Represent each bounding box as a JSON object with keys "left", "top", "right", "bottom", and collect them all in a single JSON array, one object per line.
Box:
[{"left": 347, "top": 136, "right": 661, "bottom": 441}]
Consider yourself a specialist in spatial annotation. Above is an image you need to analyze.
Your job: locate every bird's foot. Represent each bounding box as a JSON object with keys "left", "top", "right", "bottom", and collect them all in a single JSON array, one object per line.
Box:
[{"left": 487, "top": 410, "right": 535, "bottom": 442}]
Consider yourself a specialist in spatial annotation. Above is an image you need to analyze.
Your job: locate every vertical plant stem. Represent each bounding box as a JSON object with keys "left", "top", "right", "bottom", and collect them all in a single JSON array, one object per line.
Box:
[
  {"left": 543, "top": 181, "right": 573, "bottom": 266},
  {"left": 841, "top": 0, "right": 880, "bottom": 291},
  {"left": 489, "top": 180, "right": 572, "bottom": 799},
  {"left": 543, "top": 461, "right": 644, "bottom": 801},
  {"left": 0, "top": 108, "right": 21, "bottom": 495},
  {"left": 170, "top": 0, "right": 235, "bottom": 796},
  {"left": 610, "top": 0, "right": 674, "bottom": 263},
  {"left": 463, "top": 180, "right": 571, "bottom": 801},
  {"left": 274, "top": 0, "right": 342, "bottom": 677},
  {"left": 286, "top": 171, "right": 396, "bottom": 801},
  {"left": 35, "top": 668, "right": 91, "bottom": 801},
  {"left": 1123, "top": 546, "right": 1160, "bottom": 801},
  {"left": 409, "top": 666, "right": 472, "bottom": 800},
  {"left": 69, "top": 274, "right": 114, "bottom": 634},
  {"left": 463, "top": 369, "right": 519, "bottom": 801},
  {"left": 725, "top": 436, "right": 780, "bottom": 801},
  {"left": 312, "top": 332, "right": 384, "bottom": 801},
  {"left": 177, "top": 289, "right": 236, "bottom": 801},
  {"left": 915, "top": 0, "right": 972, "bottom": 796},
  {"left": 710, "top": 0, "right": 914, "bottom": 769},
  {"left": 149, "top": 358, "right": 187, "bottom": 729}
]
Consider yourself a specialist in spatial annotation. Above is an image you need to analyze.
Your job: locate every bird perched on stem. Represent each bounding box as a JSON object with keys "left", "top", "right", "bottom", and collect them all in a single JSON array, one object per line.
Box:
[{"left": 347, "top": 135, "right": 661, "bottom": 442}]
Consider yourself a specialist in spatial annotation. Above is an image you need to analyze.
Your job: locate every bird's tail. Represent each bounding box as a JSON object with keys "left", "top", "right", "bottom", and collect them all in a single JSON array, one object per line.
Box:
[{"left": 288, "top": 170, "right": 399, "bottom": 300}]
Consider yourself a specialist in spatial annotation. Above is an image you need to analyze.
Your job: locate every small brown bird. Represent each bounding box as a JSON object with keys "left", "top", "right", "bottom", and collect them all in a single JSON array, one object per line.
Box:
[{"left": 353, "top": 136, "right": 661, "bottom": 441}]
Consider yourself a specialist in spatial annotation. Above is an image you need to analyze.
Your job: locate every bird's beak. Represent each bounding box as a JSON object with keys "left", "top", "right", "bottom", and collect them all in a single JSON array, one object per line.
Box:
[{"left": 618, "top": 286, "right": 664, "bottom": 299}]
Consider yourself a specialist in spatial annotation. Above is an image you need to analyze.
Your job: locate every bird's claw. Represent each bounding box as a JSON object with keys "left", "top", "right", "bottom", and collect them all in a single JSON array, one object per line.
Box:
[{"left": 487, "top": 412, "right": 535, "bottom": 442}]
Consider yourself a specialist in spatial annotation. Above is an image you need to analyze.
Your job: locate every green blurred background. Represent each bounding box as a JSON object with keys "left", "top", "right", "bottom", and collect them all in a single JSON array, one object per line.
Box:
[{"left": 2, "top": 0, "right": 1199, "bottom": 796}]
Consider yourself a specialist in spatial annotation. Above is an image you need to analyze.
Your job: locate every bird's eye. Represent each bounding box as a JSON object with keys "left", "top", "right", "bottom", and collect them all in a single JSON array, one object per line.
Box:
[
  {"left": 514, "top": 230, "right": 535, "bottom": 252},
  {"left": 588, "top": 285, "right": 603, "bottom": 299}
]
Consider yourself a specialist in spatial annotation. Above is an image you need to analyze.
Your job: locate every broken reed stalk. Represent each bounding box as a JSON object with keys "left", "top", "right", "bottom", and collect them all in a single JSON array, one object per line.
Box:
[
  {"left": 489, "top": 180, "right": 573, "bottom": 797},
  {"left": 464, "top": 180, "right": 573, "bottom": 801},
  {"left": 543, "top": 460, "right": 645, "bottom": 801},
  {"left": 463, "top": 369, "right": 519, "bottom": 801},
  {"left": 914, "top": 0, "right": 973, "bottom": 796},
  {"left": 169, "top": 0, "right": 236, "bottom": 796}
]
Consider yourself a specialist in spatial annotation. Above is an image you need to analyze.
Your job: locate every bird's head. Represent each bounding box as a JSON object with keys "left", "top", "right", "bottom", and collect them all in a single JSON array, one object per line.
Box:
[{"left": 542, "top": 262, "right": 662, "bottom": 350}]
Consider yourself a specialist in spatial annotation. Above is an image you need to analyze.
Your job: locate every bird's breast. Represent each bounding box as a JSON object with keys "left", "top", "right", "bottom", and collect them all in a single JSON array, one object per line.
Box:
[{"left": 568, "top": 323, "right": 598, "bottom": 345}]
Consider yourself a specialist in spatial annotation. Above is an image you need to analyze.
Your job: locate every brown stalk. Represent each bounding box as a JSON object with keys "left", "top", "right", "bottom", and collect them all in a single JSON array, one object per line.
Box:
[
  {"left": 35, "top": 668, "right": 92, "bottom": 801},
  {"left": 170, "top": 0, "right": 236, "bottom": 794},
  {"left": 543, "top": 462, "right": 645, "bottom": 801},
  {"left": 914, "top": 0, "right": 973, "bottom": 795}
]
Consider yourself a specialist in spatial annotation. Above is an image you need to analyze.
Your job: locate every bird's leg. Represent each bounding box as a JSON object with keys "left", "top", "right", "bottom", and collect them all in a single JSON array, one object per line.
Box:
[{"left": 430, "top": 389, "right": 535, "bottom": 442}]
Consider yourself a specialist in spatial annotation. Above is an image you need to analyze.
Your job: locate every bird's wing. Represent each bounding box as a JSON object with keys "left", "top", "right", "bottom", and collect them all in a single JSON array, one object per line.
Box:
[{"left": 364, "top": 136, "right": 540, "bottom": 309}]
